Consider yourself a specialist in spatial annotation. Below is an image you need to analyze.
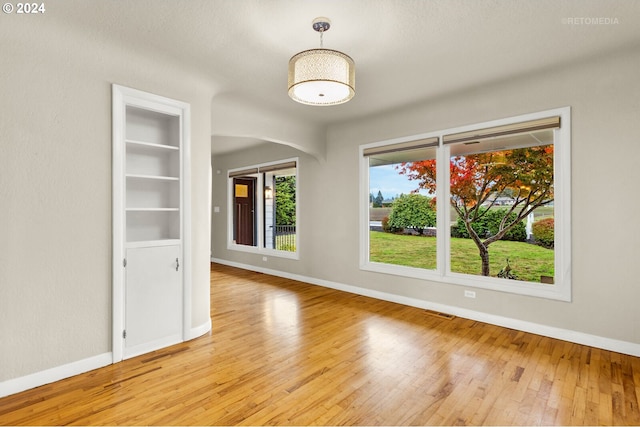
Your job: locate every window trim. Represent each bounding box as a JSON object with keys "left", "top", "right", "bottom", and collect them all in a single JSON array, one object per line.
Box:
[
  {"left": 227, "top": 157, "right": 300, "bottom": 260},
  {"left": 360, "top": 107, "right": 571, "bottom": 301}
]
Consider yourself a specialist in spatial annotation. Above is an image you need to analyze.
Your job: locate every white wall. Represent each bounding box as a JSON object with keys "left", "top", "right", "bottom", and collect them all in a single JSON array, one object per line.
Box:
[
  {"left": 0, "top": 13, "right": 213, "bottom": 382},
  {"left": 211, "top": 45, "right": 640, "bottom": 348}
]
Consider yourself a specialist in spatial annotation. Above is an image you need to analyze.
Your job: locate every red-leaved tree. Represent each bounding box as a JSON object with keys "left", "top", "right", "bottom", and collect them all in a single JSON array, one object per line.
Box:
[{"left": 398, "top": 146, "right": 554, "bottom": 277}]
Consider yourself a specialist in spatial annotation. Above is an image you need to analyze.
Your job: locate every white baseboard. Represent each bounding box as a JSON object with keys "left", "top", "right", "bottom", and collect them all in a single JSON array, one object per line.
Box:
[
  {"left": 0, "top": 352, "right": 112, "bottom": 399},
  {"left": 124, "top": 335, "right": 183, "bottom": 360},
  {"left": 212, "top": 257, "right": 640, "bottom": 358},
  {"left": 188, "top": 317, "right": 212, "bottom": 340},
  {"left": 0, "top": 320, "right": 213, "bottom": 399}
]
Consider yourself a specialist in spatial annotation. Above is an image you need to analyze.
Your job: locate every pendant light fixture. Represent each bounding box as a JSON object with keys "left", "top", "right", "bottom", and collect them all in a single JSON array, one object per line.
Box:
[{"left": 288, "top": 17, "right": 355, "bottom": 106}]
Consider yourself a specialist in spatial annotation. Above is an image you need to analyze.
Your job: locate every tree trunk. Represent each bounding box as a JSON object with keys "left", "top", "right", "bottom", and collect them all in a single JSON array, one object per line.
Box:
[
  {"left": 479, "top": 244, "right": 490, "bottom": 276},
  {"left": 462, "top": 216, "right": 492, "bottom": 277}
]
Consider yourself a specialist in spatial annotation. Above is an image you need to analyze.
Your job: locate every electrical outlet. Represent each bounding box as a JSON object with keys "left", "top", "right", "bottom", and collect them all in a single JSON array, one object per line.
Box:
[{"left": 464, "top": 290, "right": 476, "bottom": 299}]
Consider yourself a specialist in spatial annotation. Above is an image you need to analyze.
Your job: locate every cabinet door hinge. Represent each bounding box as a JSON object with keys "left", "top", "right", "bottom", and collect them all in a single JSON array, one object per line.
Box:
[
  {"left": 123, "top": 330, "right": 127, "bottom": 339},
  {"left": 123, "top": 258, "right": 127, "bottom": 268}
]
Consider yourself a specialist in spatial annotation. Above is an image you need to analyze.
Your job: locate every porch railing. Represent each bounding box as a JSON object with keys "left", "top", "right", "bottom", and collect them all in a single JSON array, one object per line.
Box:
[{"left": 274, "top": 225, "right": 296, "bottom": 251}]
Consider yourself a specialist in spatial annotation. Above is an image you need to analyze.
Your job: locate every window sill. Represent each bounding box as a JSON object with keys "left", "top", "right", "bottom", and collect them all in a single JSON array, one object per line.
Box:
[
  {"left": 227, "top": 243, "right": 299, "bottom": 260},
  {"left": 361, "top": 261, "right": 570, "bottom": 302}
]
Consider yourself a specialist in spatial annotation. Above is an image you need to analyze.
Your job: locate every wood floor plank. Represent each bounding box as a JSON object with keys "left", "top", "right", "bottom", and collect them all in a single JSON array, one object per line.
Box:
[{"left": 1, "top": 262, "right": 640, "bottom": 425}]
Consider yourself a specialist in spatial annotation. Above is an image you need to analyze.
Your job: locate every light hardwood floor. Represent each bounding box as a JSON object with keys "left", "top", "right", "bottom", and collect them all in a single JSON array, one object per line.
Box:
[{"left": 2, "top": 263, "right": 640, "bottom": 425}]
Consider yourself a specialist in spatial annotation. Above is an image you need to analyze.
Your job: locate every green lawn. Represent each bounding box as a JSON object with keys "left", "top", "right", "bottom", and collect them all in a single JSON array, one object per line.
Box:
[{"left": 370, "top": 231, "right": 554, "bottom": 283}]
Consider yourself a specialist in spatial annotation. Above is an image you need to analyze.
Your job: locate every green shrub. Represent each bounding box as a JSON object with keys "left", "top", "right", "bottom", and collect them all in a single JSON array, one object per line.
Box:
[
  {"left": 532, "top": 217, "right": 554, "bottom": 248},
  {"left": 388, "top": 194, "right": 435, "bottom": 235},
  {"left": 451, "top": 208, "right": 527, "bottom": 242},
  {"left": 381, "top": 216, "right": 402, "bottom": 233},
  {"left": 275, "top": 176, "right": 296, "bottom": 225}
]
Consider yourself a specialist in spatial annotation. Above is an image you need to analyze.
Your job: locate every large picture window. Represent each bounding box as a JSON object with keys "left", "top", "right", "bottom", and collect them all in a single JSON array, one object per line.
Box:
[
  {"left": 228, "top": 158, "right": 298, "bottom": 258},
  {"left": 360, "top": 108, "right": 571, "bottom": 301},
  {"left": 365, "top": 138, "right": 439, "bottom": 271}
]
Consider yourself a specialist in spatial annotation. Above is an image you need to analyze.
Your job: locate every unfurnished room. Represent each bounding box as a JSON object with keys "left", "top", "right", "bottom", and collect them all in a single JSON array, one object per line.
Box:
[{"left": 1, "top": 1, "right": 640, "bottom": 425}]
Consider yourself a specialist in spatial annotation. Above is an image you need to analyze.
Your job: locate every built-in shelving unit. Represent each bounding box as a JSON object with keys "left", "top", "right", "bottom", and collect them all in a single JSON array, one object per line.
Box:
[{"left": 112, "top": 85, "right": 191, "bottom": 361}]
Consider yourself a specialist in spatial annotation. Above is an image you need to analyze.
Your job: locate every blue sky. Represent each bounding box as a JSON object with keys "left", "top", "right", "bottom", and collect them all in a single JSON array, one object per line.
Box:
[{"left": 369, "top": 164, "right": 432, "bottom": 200}]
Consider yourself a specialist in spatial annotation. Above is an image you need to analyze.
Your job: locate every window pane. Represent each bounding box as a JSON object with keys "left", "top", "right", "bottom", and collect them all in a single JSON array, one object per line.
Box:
[
  {"left": 368, "top": 146, "right": 437, "bottom": 270},
  {"left": 264, "top": 167, "right": 296, "bottom": 252},
  {"left": 448, "top": 130, "right": 555, "bottom": 283}
]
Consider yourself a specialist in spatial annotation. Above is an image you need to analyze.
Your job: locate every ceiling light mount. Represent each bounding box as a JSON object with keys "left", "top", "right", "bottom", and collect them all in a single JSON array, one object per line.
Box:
[
  {"left": 311, "top": 17, "right": 331, "bottom": 34},
  {"left": 288, "top": 17, "right": 355, "bottom": 106}
]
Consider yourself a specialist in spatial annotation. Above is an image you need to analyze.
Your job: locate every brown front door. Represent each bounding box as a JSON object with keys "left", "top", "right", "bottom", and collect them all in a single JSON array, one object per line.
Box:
[{"left": 233, "top": 178, "right": 255, "bottom": 246}]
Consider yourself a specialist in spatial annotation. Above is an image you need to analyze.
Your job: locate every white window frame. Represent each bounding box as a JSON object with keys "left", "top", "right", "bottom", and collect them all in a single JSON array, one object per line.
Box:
[
  {"left": 360, "top": 107, "right": 571, "bottom": 301},
  {"left": 227, "top": 157, "right": 299, "bottom": 260}
]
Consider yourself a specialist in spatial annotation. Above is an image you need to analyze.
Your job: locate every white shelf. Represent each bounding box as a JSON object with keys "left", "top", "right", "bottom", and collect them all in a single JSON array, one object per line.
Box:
[
  {"left": 126, "top": 174, "right": 179, "bottom": 181},
  {"left": 125, "top": 106, "right": 180, "bottom": 148},
  {"left": 126, "top": 239, "right": 181, "bottom": 249},
  {"left": 126, "top": 139, "right": 180, "bottom": 151},
  {"left": 126, "top": 208, "right": 180, "bottom": 212},
  {"left": 126, "top": 210, "right": 180, "bottom": 242},
  {"left": 126, "top": 178, "right": 179, "bottom": 210}
]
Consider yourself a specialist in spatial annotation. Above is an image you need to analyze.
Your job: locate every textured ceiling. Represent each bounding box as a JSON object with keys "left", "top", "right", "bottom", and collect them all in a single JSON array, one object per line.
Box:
[{"left": 54, "top": 0, "right": 640, "bottom": 152}]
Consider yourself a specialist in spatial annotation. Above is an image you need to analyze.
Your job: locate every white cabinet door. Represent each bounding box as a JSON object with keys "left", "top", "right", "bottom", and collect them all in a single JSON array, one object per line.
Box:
[{"left": 124, "top": 245, "right": 182, "bottom": 359}]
